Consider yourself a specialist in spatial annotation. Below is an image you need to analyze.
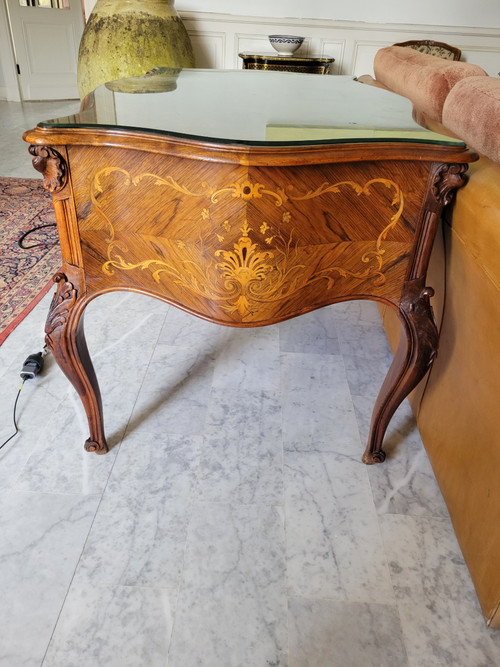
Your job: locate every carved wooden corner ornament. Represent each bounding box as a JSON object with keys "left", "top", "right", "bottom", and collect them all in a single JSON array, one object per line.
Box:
[
  {"left": 29, "top": 145, "right": 67, "bottom": 193},
  {"left": 432, "top": 163, "right": 468, "bottom": 206}
]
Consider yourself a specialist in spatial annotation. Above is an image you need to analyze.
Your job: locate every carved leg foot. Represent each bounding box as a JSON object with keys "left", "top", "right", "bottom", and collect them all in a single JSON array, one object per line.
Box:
[
  {"left": 45, "top": 273, "right": 108, "bottom": 454},
  {"left": 362, "top": 279, "right": 439, "bottom": 464},
  {"left": 85, "top": 438, "right": 108, "bottom": 454},
  {"left": 362, "top": 449, "right": 387, "bottom": 465}
]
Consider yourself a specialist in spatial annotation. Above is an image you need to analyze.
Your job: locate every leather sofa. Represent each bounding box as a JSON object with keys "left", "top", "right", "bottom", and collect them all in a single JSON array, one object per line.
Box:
[{"left": 364, "top": 46, "right": 500, "bottom": 628}]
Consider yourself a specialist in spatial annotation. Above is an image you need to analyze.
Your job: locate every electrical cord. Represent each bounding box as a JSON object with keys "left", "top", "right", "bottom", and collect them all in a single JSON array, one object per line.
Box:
[
  {"left": 18, "top": 223, "right": 57, "bottom": 250},
  {"left": 0, "top": 351, "right": 45, "bottom": 452},
  {"left": 0, "top": 380, "right": 25, "bottom": 451}
]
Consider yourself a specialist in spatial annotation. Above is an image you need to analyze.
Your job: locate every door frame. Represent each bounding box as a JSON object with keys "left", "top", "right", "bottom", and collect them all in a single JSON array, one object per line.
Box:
[
  {"left": 0, "top": 0, "right": 21, "bottom": 101},
  {"left": 0, "top": 0, "right": 87, "bottom": 101}
]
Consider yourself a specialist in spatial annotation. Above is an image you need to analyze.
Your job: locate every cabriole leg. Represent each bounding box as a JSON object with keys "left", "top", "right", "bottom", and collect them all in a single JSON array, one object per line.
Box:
[
  {"left": 44, "top": 273, "right": 108, "bottom": 454},
  {"left": 362, "top": 279, "right": 439, "bottom": 464}
]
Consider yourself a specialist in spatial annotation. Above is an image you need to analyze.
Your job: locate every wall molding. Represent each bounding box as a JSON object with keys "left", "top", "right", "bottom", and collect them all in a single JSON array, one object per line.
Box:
[
  {"left": 2, "top": 10, "right": 500, "bottom": 100},
  {"left": 181, "top": 11, "right": 500, "bottom": 76}
]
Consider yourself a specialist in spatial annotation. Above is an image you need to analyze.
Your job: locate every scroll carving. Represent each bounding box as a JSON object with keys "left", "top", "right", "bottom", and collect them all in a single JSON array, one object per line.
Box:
[
  {"left": 431, "top": 163, "right": 468, "bottom": 206},
  {"left": 45, "top": 272, "right": 77, "bottom": 349},
  {"left": 29, "top": 145, "right": 67, "bottom": 193},
  {"left": 400, "top": 278, "right": 439, "bottom": 371}
]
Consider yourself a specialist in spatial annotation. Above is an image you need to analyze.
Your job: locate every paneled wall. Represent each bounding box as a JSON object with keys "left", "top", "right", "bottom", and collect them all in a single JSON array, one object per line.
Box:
[
  {"left": 2, "top": 6, "right": 500, "bottom": 100},
  {"left": 176, "top": 0, "right": 500, "bottom": 30},
  {"left": 181, "top": 12, "right": 500, "bottom": 77}
]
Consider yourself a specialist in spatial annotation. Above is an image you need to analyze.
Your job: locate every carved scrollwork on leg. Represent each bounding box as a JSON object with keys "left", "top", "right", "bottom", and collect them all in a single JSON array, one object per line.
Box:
[
  {"left": 29, "top": 145, "right": 67, "bottom": 193},
  {"left": 400, "top": 278, "right": 439, "bottom": 372},
  {"left": 431, "top": 163, "right": 468, "bottom": 206},
  {"left": 45, "top": 272, "right": 77, "bottom": 350}
]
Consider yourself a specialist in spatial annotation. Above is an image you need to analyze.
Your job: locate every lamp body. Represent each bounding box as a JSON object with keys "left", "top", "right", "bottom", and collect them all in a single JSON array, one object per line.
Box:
[{"left": 77, "top": 0, "right": 195, "bottom": 99}]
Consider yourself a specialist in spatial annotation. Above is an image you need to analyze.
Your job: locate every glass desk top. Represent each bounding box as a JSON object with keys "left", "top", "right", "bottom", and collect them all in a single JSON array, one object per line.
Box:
[{"left": 40, "top": 69, "right": 463, "bottom": 148}]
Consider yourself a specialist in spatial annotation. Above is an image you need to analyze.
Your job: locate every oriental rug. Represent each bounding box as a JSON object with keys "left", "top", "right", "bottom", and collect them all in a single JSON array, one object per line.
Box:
[{"left": 0, "top": 177, "right": 61, "bottom": 345}]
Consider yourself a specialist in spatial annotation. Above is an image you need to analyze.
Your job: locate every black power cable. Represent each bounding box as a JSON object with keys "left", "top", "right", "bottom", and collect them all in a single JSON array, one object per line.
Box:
[
  {"left": 0, "top": 352, "right": 45, "bottom": 452},
  {"left": 0, "top": 381, "right": 25, "bottom": 451},
  {"left": 18, "top": 223, "right": 57, "bottom": 249}
]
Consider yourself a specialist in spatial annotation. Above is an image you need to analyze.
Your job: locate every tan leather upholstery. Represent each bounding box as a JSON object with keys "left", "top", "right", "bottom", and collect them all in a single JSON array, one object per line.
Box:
[
  {"left": 419, "top": 159, "right": 500, "bottom": 626},
  {"left": 368, "top": 50, "right": 500, "bottom": 627},
  {"left": 378, "top": 157, "right": 500, "bottom": 627}
]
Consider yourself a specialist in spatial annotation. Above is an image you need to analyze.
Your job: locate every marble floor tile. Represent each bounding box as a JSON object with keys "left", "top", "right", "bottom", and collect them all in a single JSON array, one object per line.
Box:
[
  {"left": 331, "top": 299, "right": 384, "bottom": 326},
  {"left": 0, "top": 491, "right": 99, "bottom": 667},
  {"left": 197, "top": 387, "right": 283, "bottom": 504},
  {"left": 288, "top": 597, "right": 409, "bottom": 667},
  {"left": 127, "top": 343, "right": 215, "bottom": 437},
  {"left": 168, "top": 502, "right": 288, "bottom": 667},
  {"left": 281, "top": 351, "right": 360, "bottom": 454},
  {"left": 337, "top": 319, "right": 393, "bottom": 399},
  {"left": 0, "top": 375, "right": 63, "bottom": 490},
  {"left": 74, "top": 431, "right": 201, "bottom": 588},
  {"left": 343, "top": 352, "right": 393, "bottom": 399},
  {"left": 107, "top": 430, "right": 202, "bottom": 497},
  {"left": 212, "top": 325, "right": 281, "bottom": 393},
  {"left": 354, "top": 395, "right": 450, "bottom": 518},
  {"left": 83, "top": 290, "right": 169, "bottom": 354},
  {"left": 147, "top": 340, "right": 217, "bottom": 391},
  {"left": 285, "top": 451, "right": 395, "bottom": 604},
  {"left": 43, "top": 584, "right": 175, "bottom": 667},
  {"left": 336, "top": 318, "right": 391, "bottom": 359},
  {"left": 13, "top": 403, "right": 119, "bottom": 495},
  {"left": 380, "top": 513, "right": 500, "bottom": 667},
  {"left": 127, "top": 388, "right": 207, "bottom": 438},
  {"left": 74, "top": 496, "right": 191, "bottom": 588},
  {"left": 156, "top": 303, "right": 223, "bottom": 350},
  {"left": 278, "top": 306, "right": 340, "bottom": 355}
]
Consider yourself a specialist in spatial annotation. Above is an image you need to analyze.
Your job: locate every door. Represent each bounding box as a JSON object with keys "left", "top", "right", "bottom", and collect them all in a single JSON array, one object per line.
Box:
[{"left": 6, "top": 0, "right": 84, "bottom": 100}]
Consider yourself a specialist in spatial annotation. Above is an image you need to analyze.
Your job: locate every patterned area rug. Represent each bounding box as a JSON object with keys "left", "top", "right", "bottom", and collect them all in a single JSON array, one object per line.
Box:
[{"left": 0, "top": 177, "right": 61, "bottom": 345}]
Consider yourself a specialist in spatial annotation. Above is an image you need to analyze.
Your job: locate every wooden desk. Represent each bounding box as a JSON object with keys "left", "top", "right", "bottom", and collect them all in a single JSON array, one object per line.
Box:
[
  {"left": 23, "top": 70, "right": 475, "bottom": 463},
  {"left": 239, "top": 53, "right": 334, "bottom": 74}
]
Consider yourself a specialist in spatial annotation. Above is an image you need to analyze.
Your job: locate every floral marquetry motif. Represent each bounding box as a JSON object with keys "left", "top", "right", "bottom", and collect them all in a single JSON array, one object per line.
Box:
[{"left": 89, "top": 167, "right": 407, "bottom": 322}]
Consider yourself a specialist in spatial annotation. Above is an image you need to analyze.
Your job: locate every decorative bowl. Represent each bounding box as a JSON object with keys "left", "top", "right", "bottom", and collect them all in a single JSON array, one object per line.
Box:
[{"left": 269, "top": 35, "right": 305, "bottom": 56}]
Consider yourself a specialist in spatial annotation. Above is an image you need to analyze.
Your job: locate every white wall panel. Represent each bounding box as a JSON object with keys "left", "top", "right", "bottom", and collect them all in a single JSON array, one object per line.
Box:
[
  {"left": 316, "top": 41, "right": 345, "bottom": 75},
  {"left": 3, "top": 6, "right": 500, "bottom": 100},
  {"left": 460, "top": 48, "right": 500, "bottom": 75},
  {"left": 176, "top": 0, "right": 500, "bottom": 30},
  {"left": 190, "top": 32, "right": 226, "bottom": 69},
  {"left": 182, "top": 13, "right": 500, "bottom": 77}
]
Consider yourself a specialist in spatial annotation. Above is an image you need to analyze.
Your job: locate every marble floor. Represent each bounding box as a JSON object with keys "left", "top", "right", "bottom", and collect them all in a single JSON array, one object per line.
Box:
[{"left": 1, "top": 99, "right": 500, "bottom": 667}]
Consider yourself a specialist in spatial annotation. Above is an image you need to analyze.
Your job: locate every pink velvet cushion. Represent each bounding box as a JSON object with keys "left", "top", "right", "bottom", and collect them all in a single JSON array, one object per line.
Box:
[
  {"left": 374, "top": 46, "right": 487, "bottom": 121},
  {"left": 443, "top": 77, "right": 500, "bottom": 162}
]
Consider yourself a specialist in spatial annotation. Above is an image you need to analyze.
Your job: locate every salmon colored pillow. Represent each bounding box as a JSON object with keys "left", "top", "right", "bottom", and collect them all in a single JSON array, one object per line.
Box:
[
  {"left": 443, "top": 76, "right": 500, "bottom": 162},
  {"left": 374, "top": 45, "right": 487, "bottom": 121}
]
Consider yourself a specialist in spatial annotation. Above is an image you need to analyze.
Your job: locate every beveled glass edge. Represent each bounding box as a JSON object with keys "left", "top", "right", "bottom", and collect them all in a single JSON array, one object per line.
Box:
[{"left": 37, "top": 120, "right": 465, "bottom": 148}]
